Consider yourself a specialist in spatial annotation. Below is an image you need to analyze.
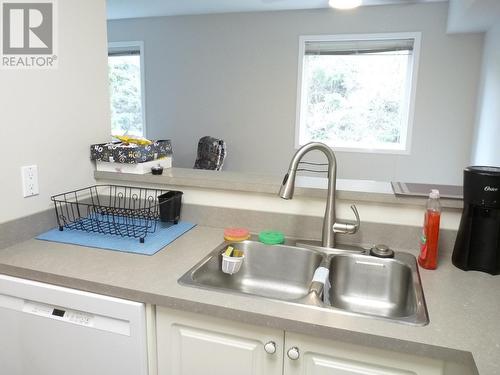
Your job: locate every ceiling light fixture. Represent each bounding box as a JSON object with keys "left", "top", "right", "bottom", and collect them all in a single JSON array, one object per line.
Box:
[{"left": 328, "top": 0, "right": 362, "bottom": 9}]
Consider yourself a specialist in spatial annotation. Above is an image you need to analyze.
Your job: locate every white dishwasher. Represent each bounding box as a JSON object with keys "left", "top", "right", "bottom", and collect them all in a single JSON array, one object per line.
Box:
[{"left": 0, "top": 274, "right": 149, "bottom": 375}]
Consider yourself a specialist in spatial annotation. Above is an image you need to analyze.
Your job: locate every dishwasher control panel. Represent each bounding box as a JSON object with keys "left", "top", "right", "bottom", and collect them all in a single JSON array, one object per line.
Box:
[
  {"left": 23, "top": 301, "right": 95, "bottom": 327},
  {"left": 20, "top": 299, "right": 130, "bottom": 335}
]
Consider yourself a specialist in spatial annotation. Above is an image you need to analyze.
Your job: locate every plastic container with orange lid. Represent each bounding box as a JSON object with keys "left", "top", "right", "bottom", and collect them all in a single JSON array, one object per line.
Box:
[{"left": 224, "top": 227, "right": 250, "bottom": 242}]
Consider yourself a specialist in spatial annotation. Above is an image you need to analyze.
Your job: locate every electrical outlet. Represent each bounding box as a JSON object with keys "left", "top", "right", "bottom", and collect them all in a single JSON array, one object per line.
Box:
[{"left": 21, "top": 165, "right": 39, "bottom": 197}]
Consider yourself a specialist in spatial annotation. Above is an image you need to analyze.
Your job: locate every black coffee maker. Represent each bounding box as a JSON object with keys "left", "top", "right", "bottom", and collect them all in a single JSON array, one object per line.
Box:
[{"left": 452, "top": 166, "right": 500, "bottom": 275}]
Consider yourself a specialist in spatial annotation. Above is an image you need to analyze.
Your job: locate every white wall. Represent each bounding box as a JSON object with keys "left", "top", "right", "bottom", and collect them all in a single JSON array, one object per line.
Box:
[
  {"left": 447, "top": 0, "right": 500, "bottom": 33},
  {"left": 108, "top": 2, "right": 483, "bottom": 185},
  {"left": 471, "top": 22, "right": 500, "bottom": 166},
  {"left": 0, "top": 0, "right": 110, "bottom": 223}
]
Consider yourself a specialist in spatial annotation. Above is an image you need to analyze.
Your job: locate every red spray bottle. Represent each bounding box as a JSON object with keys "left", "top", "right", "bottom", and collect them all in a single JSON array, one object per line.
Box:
[{"left": 418, "top": 189, "right": 441, "bottom": 270}]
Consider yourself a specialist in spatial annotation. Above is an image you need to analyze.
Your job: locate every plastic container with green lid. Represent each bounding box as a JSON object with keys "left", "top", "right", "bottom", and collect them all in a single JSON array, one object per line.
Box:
[{"left": 258, "top": 230, "right": 285, "bottom": 245}]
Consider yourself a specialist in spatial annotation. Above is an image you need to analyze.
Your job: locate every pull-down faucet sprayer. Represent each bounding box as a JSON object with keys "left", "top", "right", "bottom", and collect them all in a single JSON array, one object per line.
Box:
[{"left": 279, "top": 142, "right": 360, "bottom": 249}]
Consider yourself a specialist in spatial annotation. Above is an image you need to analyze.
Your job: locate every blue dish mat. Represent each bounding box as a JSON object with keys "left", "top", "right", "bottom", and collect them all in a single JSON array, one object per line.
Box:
[{"left": 36, "top": 221, "right": 196, "bottom": 255}]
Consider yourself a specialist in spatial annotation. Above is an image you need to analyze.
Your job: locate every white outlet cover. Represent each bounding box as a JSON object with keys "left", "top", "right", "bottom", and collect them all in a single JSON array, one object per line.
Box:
[{"left": 21, "top": 165, "right": 39, "bottom": 197}]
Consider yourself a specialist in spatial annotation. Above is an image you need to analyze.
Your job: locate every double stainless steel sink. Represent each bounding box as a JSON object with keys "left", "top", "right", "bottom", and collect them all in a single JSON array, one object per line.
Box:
[{"left": 179, "top": 241, "right": 428, "bottom": 326}]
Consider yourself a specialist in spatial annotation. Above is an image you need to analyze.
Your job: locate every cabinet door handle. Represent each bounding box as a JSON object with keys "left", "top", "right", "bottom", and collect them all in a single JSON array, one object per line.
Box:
[
  {"left": 287, "top": 346, "right": 300, "bottom": 360},
  {"left": 264, "top": 341, "right": 277, "bottom": 354}
]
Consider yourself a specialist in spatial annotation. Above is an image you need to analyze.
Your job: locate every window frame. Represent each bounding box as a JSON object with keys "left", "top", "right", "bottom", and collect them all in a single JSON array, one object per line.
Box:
[
  {"left": 108, "top": 41, "right": 147, "bottom": 138},
  {"left": 295, "top": 32, "right": 421, "bottom": 155}
]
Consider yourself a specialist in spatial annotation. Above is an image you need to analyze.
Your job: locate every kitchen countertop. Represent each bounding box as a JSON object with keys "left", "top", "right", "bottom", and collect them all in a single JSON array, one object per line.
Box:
[
  {"left": 0, "top": 226, "right": 497, "bottom": 374},
  {"left": 94, "top": 168, "right": 463, "bottom": 209}
]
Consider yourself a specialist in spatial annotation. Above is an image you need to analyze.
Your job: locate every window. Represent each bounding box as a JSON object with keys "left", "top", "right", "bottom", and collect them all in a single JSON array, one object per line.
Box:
[
  {"left": 108, "top": 41, "right": 146, "bottom": 137},
  {"left": 296, "top": 33, "right": 420, "bottom": 153}
]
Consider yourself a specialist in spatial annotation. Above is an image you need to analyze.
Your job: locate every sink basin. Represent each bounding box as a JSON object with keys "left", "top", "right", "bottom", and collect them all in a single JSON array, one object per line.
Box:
[
  {"left": 327, "top": 253, "right": 427, "bottom": 324},
  {"left": 179, "top": 241, "right": 428, "bottom": 326},
  {"left": 179, "top": 241, "right": 323, "bottom": 300}
]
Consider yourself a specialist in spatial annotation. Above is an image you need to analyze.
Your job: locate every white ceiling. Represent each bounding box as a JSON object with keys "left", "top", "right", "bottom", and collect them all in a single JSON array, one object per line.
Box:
[{"left": 107, "top": 0, "right": 446, "bottom": 20}]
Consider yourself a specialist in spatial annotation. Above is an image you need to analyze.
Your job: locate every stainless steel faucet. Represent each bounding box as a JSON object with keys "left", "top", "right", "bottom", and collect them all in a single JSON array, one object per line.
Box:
[{"left": 279, "top": 142, "right": 360, "bottom": 249}]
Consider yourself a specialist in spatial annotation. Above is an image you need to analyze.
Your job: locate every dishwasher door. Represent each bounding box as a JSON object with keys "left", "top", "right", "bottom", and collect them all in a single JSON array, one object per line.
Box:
[{"left": 0, "top": 274, "right": 148, "bottom": 375}]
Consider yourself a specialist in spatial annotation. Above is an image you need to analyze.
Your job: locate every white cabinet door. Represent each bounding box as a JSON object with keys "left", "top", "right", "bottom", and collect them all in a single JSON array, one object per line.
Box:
[
  {"left": 156, "top": 306, "right": 283, "bottom": 375},
  {"left": 284, "top": 332, "right": 444, "bottom": 375}
]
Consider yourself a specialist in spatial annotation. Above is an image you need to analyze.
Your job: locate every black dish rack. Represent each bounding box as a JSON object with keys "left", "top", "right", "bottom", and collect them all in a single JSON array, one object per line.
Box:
[{"left": 51, "top": 185, "right": 182, "bottom": 243}]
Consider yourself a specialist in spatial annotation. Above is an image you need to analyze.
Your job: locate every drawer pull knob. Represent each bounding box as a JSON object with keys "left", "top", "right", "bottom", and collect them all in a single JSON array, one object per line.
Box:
[
  {"left": 287, "top": 347, "right": 300, "bottom": 360},
  {"left": 264, "top": 341, "right": 276, "bottom": 354}
]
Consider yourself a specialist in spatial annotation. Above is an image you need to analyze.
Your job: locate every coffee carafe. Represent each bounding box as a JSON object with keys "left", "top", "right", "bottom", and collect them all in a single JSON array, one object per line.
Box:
[{"left": 452, "top": 166, "right": 500, "bottom": 275}]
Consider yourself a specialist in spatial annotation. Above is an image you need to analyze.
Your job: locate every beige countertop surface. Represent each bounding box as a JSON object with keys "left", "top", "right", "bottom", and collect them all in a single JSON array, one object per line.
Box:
[
  {"left": 0, "top": 226, "right": 497, "bottom": 374},
  {"left": 94, "top": 168, "right": 463, "bottom": 209}
]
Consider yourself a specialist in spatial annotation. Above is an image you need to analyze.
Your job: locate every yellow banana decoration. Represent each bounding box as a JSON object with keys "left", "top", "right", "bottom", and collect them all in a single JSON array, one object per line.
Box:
[{"left": 113, "top": 135, "right": 153, "bottom": 146}]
